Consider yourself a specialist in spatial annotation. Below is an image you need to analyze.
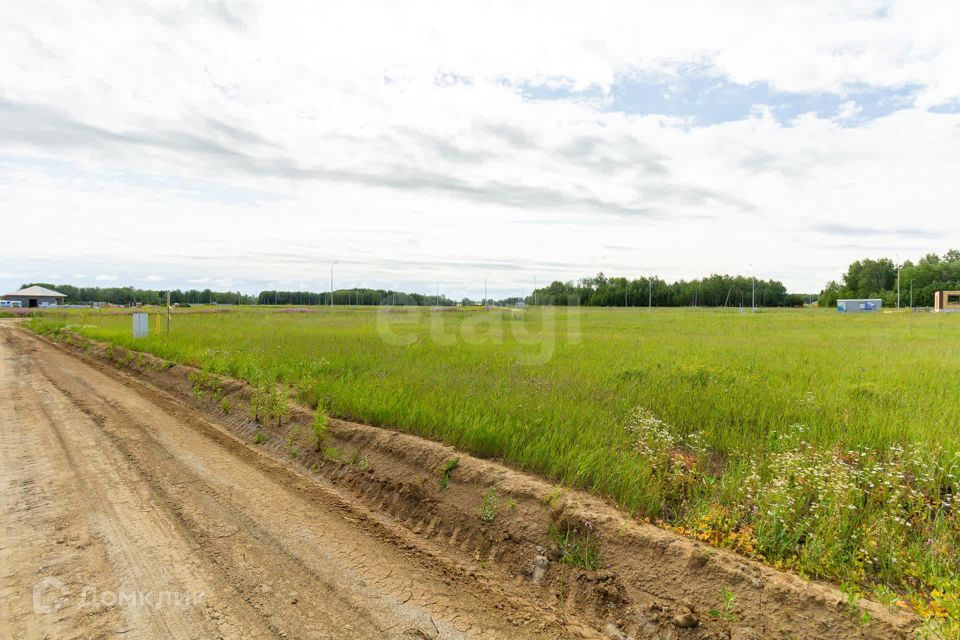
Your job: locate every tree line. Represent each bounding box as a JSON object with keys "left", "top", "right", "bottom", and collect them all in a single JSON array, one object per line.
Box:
[
  {"left": 528, "top": 273, "right": 803, "bottom": 307},
  {"left": 22, "top": 275, "right": 808, "bottom": 308},
  {"left": 818, "top": 250, "right": 960, "bottom": 308},
  {"left": 19, "top": 283, "right": 459, "bottom": 307},
  {"left": 257, "top": 289, "right": 456, "bottom": 306},
  {"left": 20, "top": 283, "right": 256, "bottom": 306}
]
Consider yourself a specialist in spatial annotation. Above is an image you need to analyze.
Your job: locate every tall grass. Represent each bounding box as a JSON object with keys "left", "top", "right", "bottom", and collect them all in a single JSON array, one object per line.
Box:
[{"left": 30, "top": 306, "right": 960, "bottom": 616}]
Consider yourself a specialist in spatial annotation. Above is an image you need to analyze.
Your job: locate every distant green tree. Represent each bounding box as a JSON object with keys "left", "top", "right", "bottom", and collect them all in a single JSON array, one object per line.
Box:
[
  {"left": 821, "top": 250, "right": 960, "bottom": 308},
  {"left": 527, "top": 273, "right": 791, "bottom": 308}
]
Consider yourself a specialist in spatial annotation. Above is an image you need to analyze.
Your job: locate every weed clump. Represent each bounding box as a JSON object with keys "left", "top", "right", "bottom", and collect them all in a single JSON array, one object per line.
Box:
[
  {"left": 707, "top": 588, "right": 738, "bottom": 622},
  {"left": 323, "top": 446, "right": 346, "bottom": 463},
  {"left": 350, "top": 448, "right": 370, "bottom": 471},
  {"left": 312, "top": 408, "right": 328, "bottom": 450},
  {"left": 439, "top": 457, "right": 459, "bottom": 490},
  {"left": 550, "top": 521, "right": 601, "bottom": 571},
  {"left": 189, "top": 370, "right": 222, "bottom": 402},
  {"left": 479, "top": 487, "right": 498, "bottom": 523}
]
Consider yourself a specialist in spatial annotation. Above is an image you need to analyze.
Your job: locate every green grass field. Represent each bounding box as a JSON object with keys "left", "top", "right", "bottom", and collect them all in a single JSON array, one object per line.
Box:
[{"left": 29, "top": 306, "right": 960, "bottom": 617}]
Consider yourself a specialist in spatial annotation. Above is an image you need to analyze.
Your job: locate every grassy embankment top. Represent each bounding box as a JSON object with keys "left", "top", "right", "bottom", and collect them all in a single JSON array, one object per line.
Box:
[{"left": 28, "top": 306, "right": 960, "bottom": 624}]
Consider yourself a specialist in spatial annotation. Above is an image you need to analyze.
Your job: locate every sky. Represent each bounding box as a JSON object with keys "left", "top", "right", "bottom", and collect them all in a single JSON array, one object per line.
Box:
[{"left": 2, "top": 1, "right": 960, "bottom": 299}]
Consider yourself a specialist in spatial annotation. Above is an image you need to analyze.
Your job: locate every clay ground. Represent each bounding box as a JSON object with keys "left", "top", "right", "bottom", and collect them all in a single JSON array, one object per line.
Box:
[{"left": 0, "top": 321, "right": 571, "bottom": 640}]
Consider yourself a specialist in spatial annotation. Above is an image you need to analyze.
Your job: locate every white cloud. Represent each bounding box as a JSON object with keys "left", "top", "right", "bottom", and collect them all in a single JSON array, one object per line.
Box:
[
  {"left": 1, "top": 1, "right": 959, "bottom": 297},
  {"left": 836, "top": 100, "right": 863, "bottom": 120}
]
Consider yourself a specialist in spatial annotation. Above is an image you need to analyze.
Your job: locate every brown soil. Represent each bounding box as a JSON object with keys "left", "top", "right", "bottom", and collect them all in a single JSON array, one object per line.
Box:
[{"left": 1, "top": 322, "right": 922, "bottom": 639}]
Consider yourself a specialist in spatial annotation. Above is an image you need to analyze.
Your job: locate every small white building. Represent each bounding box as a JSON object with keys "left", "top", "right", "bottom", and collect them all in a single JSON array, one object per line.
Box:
[
  {"left": 2, "top": 285, "right": 67, "bottom": 308},
  {"left": 837, "top": 298, "right": 882, "bottom": 313}
]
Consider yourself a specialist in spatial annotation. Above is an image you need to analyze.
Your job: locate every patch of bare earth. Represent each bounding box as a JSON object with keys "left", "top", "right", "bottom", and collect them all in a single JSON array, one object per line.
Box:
[{"left": 3, "top": 321, "right": 920, "bottom": 639}]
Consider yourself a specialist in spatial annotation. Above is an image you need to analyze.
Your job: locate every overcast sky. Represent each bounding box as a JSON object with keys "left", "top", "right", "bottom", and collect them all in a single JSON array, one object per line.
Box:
[{"left": 2, "top": 1, "right": 959, "bottom": 298}]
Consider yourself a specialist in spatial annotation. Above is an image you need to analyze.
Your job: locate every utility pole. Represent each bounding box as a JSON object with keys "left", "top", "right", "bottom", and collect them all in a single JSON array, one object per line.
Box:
[
  {"left": 329, "top": 260, "right": 338, "bottom": 308},
  {"left": 751, "top": 264, "right": 756, "bottom": 312},
  {"left": 897, "top": 261, "right": 902, "bottom": 310},
  {"left": 165, "top": 291, "right": 171, "bottom": 336},
  {"left": 648, "top": 277, "right": 652, "bottom": 310}
]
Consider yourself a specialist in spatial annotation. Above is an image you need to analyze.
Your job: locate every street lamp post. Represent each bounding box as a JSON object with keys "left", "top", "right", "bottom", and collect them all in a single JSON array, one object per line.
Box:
[
  {"left": 329, "top": 260, "right": 338, "bottom": 308},
  {"left": 897, "top": 262, "right": 901, "bottom": 310}
]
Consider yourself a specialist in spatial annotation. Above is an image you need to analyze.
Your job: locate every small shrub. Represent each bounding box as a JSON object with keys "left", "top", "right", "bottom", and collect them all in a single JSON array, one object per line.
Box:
[
  {"left": 312, "top": 408, "right": 328, "bottom": 450},
  {"left": 253, "top": 431, "right": 267, "bottom": 445},
  {"left": 270, "top": 386, "right": 289, "bottom": 427},
  {"left": 220, "top": 398, "right": 231, "bottom": 414},
  {"left": 249, "top": 385, "right": 269, "bottom": 423},
  {"left": 189, "top": 371, "right": 222, "bottom": 402}
]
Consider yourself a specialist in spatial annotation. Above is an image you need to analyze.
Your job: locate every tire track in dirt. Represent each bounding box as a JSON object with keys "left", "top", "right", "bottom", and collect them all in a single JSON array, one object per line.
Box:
[
  {"left": 1, "top": 330, "right": 131, "bottom": 640},
  {"left": 0, "top": 323, "right": 572, "bottom": 639}
]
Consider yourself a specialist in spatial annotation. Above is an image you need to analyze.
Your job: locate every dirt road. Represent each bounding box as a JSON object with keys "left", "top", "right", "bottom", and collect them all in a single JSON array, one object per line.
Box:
[{"left": 0, "top": 322, "right": 559, "bottom": 640}]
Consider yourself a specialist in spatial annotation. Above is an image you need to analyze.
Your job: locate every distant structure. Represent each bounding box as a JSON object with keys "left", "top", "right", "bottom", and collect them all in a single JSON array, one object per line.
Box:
[
  {"left": 934, "top": 291, "right": 960, "bottom": 313},
  {"left": 1, "top": 285, "right": 67, "bottom": 308},
  {"left": 837, "top": 298, "right": 882, "bottom": 313}
]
